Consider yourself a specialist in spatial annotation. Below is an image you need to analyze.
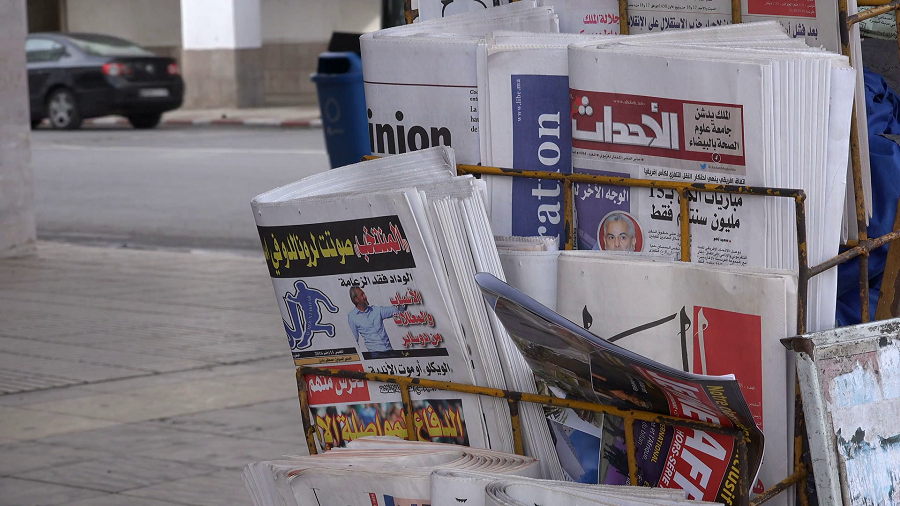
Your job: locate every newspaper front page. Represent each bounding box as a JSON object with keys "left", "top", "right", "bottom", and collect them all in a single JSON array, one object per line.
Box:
[
  {"left": 255, "top": 192, "right": 488, "bottom": 451},
  {"left": 476, "top": 272, "right": 764, "bottom": 504},
  {"left": 568, "top": 47, "right": 767, "bottom": 266}
]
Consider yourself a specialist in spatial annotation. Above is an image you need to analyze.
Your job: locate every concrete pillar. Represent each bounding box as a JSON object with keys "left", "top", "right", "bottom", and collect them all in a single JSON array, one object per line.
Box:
[
  {"left": 180, "top": 0, "right": 265, "bottom": 108},
  {"left": 0, "top": 0, "right": 36, "bottom": 257}
]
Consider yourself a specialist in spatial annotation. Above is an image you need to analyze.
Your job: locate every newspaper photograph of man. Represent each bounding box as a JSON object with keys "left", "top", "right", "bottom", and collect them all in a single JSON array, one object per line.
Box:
[
  {"left": 597, "top": 211, "right": 643, "bottom": 252},
  {"left": 347, "top": 286, "right": 408, "bottom": 358}
]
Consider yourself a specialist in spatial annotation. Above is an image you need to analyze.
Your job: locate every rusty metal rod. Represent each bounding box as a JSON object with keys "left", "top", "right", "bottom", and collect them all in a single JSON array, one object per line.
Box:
[
  {"left": 807, "top": 230, "right": 900, "bottom": 278},
  {"left": 298, "top": 367, "right": 744, "bottom": 438},
  {"left": 732, "top": 0, "right": 743, "bottom": 24},
  {"left": 624, "top": 417, "right": 640, "bottom": 486},
  {"left": 750, "top": 466, "right": 808, "bottom": 505},
  {"left": 507, "top": 398, "right": 525, "bottom": 456},
  {"left": 296, "top": 370, "right": 320, "bottom": 455},
  {"left": 679, "top": 188, "right": 691, "bottom": 262},
  {"left": 848, "top": 0, "right": 900, "bottom": 24},
  {"left": 795, "top": 196, "right": 810, "bottom": 335},
  {"left": 618, "top": 0, "right": 629, "bottom": 34},
  {"left": 456, "top": 164, "right": 806, "bottom": 198},
  {"left": 400, "top": 383, "right": 417, "bottom": 442},
  {"left": 564, "top": 179, "right": 575, "bottom": 250},
  {"left": 875, "top": 201, "right": 900, "bottom": 319}
]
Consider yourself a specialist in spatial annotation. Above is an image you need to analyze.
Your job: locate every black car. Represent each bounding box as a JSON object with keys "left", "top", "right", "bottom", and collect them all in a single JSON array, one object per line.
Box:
[{"left": 26, "top": 33, "right": 185, "bottom": 130}]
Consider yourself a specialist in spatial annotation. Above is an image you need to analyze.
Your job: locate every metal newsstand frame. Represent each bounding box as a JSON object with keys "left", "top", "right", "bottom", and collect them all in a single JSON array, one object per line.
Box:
[{"left": 294, "top": 2, "right": 900, "bottom": 505}]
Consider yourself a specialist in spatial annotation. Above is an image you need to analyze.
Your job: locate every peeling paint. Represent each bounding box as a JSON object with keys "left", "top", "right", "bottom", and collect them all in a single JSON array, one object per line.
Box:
[{"left": 793, "top": 319, "right": 900, "bottom": 505}]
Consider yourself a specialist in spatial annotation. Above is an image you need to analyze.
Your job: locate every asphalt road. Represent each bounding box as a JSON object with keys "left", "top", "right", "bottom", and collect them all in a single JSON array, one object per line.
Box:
[{"left": 30, "top": 126, "right": 331, "bottom": 253}]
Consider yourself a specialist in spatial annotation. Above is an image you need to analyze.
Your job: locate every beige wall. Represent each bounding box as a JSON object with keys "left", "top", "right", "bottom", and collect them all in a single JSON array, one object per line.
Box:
[
  {"left": 66, "top": 0, "right": 181, "bottom": 48},
  {"left": 63, "top": 0, "right": 381, "bottom": 105},
  {"left": 261, "top": 0, "right": 380, "bottom": 43},
  {"left": 0, "top": 0, "right": 36, "bottom": 257},
  {"left": 260, "top": 0, "right": 380, "bottom": 104}
]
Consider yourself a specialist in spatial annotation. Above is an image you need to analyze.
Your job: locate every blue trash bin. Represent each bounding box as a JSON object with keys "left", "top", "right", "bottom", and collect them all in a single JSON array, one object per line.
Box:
[{"left": 310, "top": 52, "right": 371, "bottom": 168}]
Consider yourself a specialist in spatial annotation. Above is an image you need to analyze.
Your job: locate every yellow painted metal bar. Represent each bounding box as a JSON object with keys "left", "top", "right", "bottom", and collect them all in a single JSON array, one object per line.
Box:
[
  {"left": 624, "top": 417, "right": 640, "bottom": 486},
  {"left": 564, "top": 179, "right": 575, "bottom": 250},
  {"left": 400, "top": 383, "right": 417, "bottom": 441},
  {"left": 848, "top": 0, "right": 900, "bottom": 23},
  {"left": 296, "top": 370, "right": 320, "bottom": 455},
  {"left": 508, "top": 399, "right": 525, "bottom": 456},
  {"left": 732, "top": 0, "right": 743, "bottom": 23},
  {"left": 299, "top": 367, "right": 744, "bottom": 439},
  {"left": 619, "top": 0, "right": 630, "bottom": 34},
  {"left": 456, "top": 164, "right": 805, "bottom": 198},
  {"left": 679, "top": 188, "right": 691, "bottom": 262}
]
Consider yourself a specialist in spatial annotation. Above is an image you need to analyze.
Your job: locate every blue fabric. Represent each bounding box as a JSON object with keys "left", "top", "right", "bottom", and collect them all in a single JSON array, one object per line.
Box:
[{"left": 835, "top": 69, "right": 900, "bottom": 326}]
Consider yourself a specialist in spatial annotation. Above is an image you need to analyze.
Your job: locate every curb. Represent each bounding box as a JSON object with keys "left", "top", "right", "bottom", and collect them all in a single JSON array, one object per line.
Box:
[{"left": 79, "top": 117, "right": 323, "bottom": 129}]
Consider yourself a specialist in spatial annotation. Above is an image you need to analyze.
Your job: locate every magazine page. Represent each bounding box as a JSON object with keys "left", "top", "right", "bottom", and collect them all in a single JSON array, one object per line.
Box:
[
  {"left": 253, "top": 191, "right": 488, "bottom": 451},
  {"left": 555, "top": 252, "right": 796, "bottom": 499},
  {"left": 568, "top": 45, "right": 767, "bottom": 265},
  {"left": 475, "top": 272, "right": 764, "bottom": 504}
]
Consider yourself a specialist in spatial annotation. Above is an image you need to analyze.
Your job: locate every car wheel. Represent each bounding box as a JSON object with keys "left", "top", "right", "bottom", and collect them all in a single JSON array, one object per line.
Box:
[
  {"left": 46, "top": 88, "right": 82, "bottom": 130},
  {"left": 30, "top": 119, "right": 43, "bottom": 129},
  {"left": 128, "top": 113, "right": 162, "bottom": 130}
]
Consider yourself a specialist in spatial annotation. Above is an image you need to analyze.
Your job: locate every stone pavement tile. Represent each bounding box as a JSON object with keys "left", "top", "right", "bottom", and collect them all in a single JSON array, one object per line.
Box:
[
  {"left": 0, "top": 384, "right": 100, "bottom": 407},
  {"left": 124, "top": 469, "right": 250, "bottom": 506},
  {"left": 22, "top": 369, "right": 296, "bottom": 423},
  {"left": 16, "top": 456, "right": 219, "bottom": 493},
  {"left": 0, "top": 476, "right": 106, "bottom": 505},
  {"left": 149, "top": 398, "right": 302, "bottom": 437},
  {"left": 82, "top": 358, "right": 290, "bottom": 394},
  {"left": 0, "top": 353, "right": 143, "bottom": 384},
  {"left": 66, "top": 494, "right": 183, "bottom": 506},
  {"left": 32, "top": 423, "right": 206, "bottom": 455},
  {"left": 236, "top": 423, "right": 308, "bottom": 454},
  {"left": 0, "top": 441, "right": 107, "bottom": 476},
  {"left": 0, "top": 336, "right": 211, "bottom": 374},
  {"left": 135, "top": 432, "right": 296, "bottom": 470},
  {"left": 0, "top": 406, "right": 120, "bottom": 441}
]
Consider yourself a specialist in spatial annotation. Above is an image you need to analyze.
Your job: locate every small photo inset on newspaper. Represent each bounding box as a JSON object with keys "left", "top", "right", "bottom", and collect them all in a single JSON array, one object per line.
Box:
[{"left": 596, "top": 211, "right": 643, "bottom": 252}]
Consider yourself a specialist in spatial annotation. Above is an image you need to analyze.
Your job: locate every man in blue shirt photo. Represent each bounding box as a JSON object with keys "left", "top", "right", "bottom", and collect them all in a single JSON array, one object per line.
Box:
[{"left": 347, "top": 286, "right": 406, "bottom": 358}]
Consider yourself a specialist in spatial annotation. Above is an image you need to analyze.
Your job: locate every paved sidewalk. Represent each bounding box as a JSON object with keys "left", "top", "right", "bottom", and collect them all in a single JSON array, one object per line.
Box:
[
  {"left": 0, "top": 242, "right": 307, "bottom": 505},
  {"left": 67, "top": 105, "right": 322, "bottom": 129}
]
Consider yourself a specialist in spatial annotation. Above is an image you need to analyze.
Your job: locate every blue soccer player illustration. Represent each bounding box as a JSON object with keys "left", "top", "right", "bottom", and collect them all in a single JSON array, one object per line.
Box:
[{"left": 282, "top": 280, "right": 338, "bottom": 350}]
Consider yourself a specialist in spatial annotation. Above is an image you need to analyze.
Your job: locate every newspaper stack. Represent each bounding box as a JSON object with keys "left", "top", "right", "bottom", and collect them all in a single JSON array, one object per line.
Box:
[
  {"left": 361, "top": 1, "right": 560, "bottom": 168},
  {"left": 251, "top": 146, "right": 562, "bottom": 479},
  {"left": 476, "top": 272, "right": 770, "bottom": 504},
  {"left": 431, "top": 470, "right": 719, "bottom": 506},
  {"left": 563, "top": 21, "right": 854, "bottom": 334},
  {"left": 496, "top": 249, "right": 798, "bottom": 501},
  {"left": 242, "top": 437, "right": 540, "bottom": 506}
]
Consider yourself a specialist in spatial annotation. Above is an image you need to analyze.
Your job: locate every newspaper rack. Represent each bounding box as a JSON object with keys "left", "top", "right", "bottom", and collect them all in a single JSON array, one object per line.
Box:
[{"left": 293, "top": 4, "right": 900, "bottom": 506}]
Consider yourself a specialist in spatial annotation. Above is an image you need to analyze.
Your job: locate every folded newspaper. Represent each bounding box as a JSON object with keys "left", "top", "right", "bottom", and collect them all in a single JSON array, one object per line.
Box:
[
  {"left": 243, "top": 437, "right": 720, "bottom": 506},
  {"left": 242, "top": 437, "right": 540, "bottom": 506},
  {"left": 251, "top": 146, "right": 563, "bottom": 479},
  {"left": 476, "top": 271, "right": 767, "bottom": 504},
  {"left": 432, "top": 469, "right": 721, "bottom": 506}
]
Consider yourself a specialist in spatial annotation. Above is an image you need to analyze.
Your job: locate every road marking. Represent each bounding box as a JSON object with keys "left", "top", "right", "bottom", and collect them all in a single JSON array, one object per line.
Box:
[{"left": 37, "top": 144, "right": 328, "bottom": 155}]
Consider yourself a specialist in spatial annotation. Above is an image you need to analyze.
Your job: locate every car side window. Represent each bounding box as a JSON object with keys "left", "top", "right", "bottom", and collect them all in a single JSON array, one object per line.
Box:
[{"left": 25, "top": 38, "right": 65, "bottom": 63}]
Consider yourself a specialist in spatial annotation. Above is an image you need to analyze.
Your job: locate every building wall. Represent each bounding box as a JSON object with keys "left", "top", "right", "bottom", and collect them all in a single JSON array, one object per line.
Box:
[
  {"left": 63, "top": 0, "right": 381, "bottom": 105},
  {"left": 0, "top": 0, "right": 36, "bottom": 257},
  {"left": 65, "top": 0, "right": 181, "bottom": 57},
  {"left": 261, "top": 0, "right": 381, "bottom": 105}
]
